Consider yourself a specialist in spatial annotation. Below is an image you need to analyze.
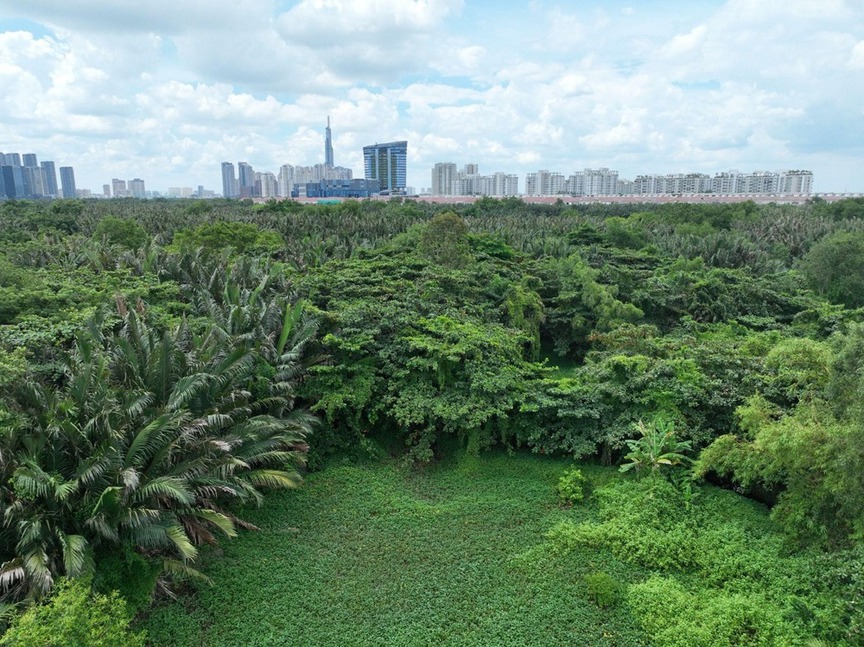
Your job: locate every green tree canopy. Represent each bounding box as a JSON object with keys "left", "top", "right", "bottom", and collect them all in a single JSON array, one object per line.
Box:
[{"left": 800, "top": 230, "right": 864, "bottom": 308}]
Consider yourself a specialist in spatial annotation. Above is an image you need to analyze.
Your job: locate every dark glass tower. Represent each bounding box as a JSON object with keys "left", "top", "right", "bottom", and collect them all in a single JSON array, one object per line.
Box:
[
  {"left": 41, "top": 161, "right": 58, "bottom": 197},
  {"left": 59, "top": 166, "right": 76, "bottom": 198}
]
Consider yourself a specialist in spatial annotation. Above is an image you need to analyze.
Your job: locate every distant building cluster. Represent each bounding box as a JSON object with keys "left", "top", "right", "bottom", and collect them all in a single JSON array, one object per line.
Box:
[
  {"left": 221, "top": 160, "right": 359, "bottom": 199},
  {"left": 105, "top": 177, "right": 147, "bottom": 198},
  {"left": 221, "top": 121, "right": 411, "bottom": 200},
  {"left": 630, "top": 170, "right": 813, "bottom": 196},
  {"left": 431, "top": 163, "right": 519, "bottom": 197},
  {"left": 427, "top": 165, "right": 814, "bottom": 197},
  {"left": 0, "top": 151, "right": 74, "bottom": 199}
]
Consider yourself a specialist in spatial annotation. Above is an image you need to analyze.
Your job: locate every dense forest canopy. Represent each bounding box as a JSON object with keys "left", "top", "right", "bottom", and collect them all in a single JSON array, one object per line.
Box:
[{"left": 1, "top": 195, "right": 864, "bottom": 645}]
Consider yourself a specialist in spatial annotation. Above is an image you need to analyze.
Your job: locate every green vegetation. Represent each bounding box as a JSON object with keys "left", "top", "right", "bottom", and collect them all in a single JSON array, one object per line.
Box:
[
  {"left": 0, "top": 577, "right": 145, "bottom": 647},
  {"left": 141, "top": 455, "right": 647, "bottom": 646},
  {"left": 2, "top": 196, "right": 864, "bottom": 644},
  {"left": 140, "top": 455, "right": 838, "bottom": 646}
]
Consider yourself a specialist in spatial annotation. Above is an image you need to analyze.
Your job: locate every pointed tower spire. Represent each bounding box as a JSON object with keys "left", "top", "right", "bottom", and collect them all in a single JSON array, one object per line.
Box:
[{"left": 325, "top": 116, "right": 334, "bottom": 167}]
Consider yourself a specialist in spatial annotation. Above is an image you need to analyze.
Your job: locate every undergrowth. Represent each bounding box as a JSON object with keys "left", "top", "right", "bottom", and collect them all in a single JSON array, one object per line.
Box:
[{"left": 139, "top": 453, "right": 844, "bottom": 646}]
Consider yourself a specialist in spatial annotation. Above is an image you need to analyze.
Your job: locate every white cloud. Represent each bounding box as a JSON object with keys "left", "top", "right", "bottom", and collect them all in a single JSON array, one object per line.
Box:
[
  {"left": 1, "top": 0, "right": 863, "bottom": 192},
  {"left": 850, "top": 41, "right": 864, "bottom": 69},
  {"left": 274, "top": 0, "right": 463, "bottom": 81}
]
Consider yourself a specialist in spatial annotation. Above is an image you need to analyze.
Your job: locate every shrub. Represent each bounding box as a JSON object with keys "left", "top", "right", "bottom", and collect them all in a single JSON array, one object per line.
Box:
[
  {"left": 92, "top": 548, "right": 161, "bottom": 615},
  {"left": 555, "top": 468, "right": 587, "bottom": 504},
  {"left": 546, "top": 478, "right": 700, "bottom": 570},
  {"left": 0, "top": 577, "right": 146, "bottom": 647},
  {"left": 628, "top": 575, "right": 804, "bottom": 646},
  {"left": 584, "top": 571, "right": 621, "bottom": 608}
]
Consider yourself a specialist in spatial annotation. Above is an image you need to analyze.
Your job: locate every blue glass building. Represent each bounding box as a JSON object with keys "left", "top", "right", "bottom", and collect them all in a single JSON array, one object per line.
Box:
[
  {"left": 363, "top": 141, "right": 407, "bottom": 194},
  {"left": 59, "top": 166, "right": 76, "bottom": 198}
]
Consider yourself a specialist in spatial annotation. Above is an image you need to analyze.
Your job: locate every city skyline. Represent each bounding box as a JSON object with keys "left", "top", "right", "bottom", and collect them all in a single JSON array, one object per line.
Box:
[
  {"left": 1, "top": 1, "right": 863, "bottom": 194},
  {"left": 0, "top": 142, "right": 823, "bottom": 201}
]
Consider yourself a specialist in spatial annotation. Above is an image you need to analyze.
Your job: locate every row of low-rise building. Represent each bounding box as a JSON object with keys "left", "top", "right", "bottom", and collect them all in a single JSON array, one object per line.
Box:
[
  {"left": 631, "top": 170, "right": 813, "bottom": 196},
  {"left": 429, "top": 165, "right": 814, "bottom": 197}
]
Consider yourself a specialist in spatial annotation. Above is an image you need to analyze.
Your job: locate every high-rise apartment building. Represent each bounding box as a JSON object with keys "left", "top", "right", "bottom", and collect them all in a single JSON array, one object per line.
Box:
[
  {"left": 59, "top": 166, "right": 76, "bottom": 198},
  {"left": 238, "top": 162, "right": 256, "bottom": 198},
  {"left": 487, "top": 172, "right": 519, "bottom": 196},
  {"left": 128, "top": 178, "right": 146, "bottom": 198},
  {"left": 525, "top": 170, "right": 565, "bottom": 196},
  {"left": 22, "top": 153, "right": 38, "bottom": 168},
  {"left": 0, "top": 166, "right": 24, "bottom": 198},
  {"left": 325, "top": 117, "right": 334, "bottom": 167},
  {"left": 41, "top": 161, "right": 58, "bottom": 197},
  {"left": 431, "top": 162, "right": 518, "bottom": 197},
  {"left": 278, "top": 164, "right": 294, "bottom": 198},
  {"left": 259, "top": 172, "right": 278, "bottom": 198},
  {"left": 363, "top": 141, "right": 407, "bottom": 194},
  {"left": 112, "top": 178, "right": 128, "bottom": 198},
  {"left": 781, "top": 170, "right": 813, "bottom": 194},
  {"left": 221, "top": 162, "right": 238, "bottom": 198},
  {"left": 22, "top": 166, "right": 46, "bottom": 197},
  {"left": 431, "top": 162, "right": 457, "bottom": 195}
]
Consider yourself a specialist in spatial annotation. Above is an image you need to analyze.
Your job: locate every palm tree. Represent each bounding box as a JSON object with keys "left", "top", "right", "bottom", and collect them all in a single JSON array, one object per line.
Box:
[{"left": 0, "top": 296, "right": 318, "bottom": 604}]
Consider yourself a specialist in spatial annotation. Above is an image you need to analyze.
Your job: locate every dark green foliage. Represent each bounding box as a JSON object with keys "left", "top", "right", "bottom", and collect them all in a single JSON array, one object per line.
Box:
[
  {"left": 417, "top": 211, "right": 473, "bottom": 269},
  {"left": 800, "top": 230, "right": 864, "bottom": 308},
  {"left": 1, "top": 196, "right": 862, "bottom": 644},
  {"left": 92, "top": 547, "right": 161, "bottom": 615},
  {"left": 171, "top": 221, "right": 283, "bottom": 256},
  {"left": 540, "top": 252, "right": 643, "bottom": 357},
  {"left": 93, "top": 215, "right": 148, "bottom": 250},
  {"left": 696, "top": 324, "right": 864, "bottom": 546},
  {"left": 0, "top": 294, "right": 316, "bottom": 603},
  {"left": 0, "top": 577, "right": 146, "bottom": 647}
]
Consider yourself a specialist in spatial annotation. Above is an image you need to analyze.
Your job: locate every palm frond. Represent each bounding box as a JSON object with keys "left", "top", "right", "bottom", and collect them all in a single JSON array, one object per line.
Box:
[{"left": 242, "top": 469, "right": 302, "bottom": 490}]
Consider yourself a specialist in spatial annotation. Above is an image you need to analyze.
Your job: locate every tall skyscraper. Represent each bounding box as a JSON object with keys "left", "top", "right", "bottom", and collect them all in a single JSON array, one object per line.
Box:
[
  {"left": 112, "top": 178, "right": 127, "bottom": 198},
  {"left": 238, "top": 162, "right": 255, "bottom": 198},
  {"left": 22, "top": 153, "right": 38, "bottom": 168},
  {"left": 431, "top": 162, "right": 457, "bottom": 195},
  {"left": 324, "top": 116, "right": 334, "bottom": 167},
  {"left": 278, "top": 164, "right": 294, "bottom": 197},
  {"left": 1, "top": 165, "right": 25, "bottom": 198},
  {"left": 363, "top": 141, "right": 407, "bottom": 194},
  {"left": 22, "top": 166, "right": 46, "bottom": 197},
  {"left": 59, "top": 166, "right": 76, "bottom": 198},
  {"left": 128, "top": 178, "right": 146, "bottom": 198},
  {"left": 41, "top": 161, "right": 58, "bottom": 197},
  {"left": 221, "top": 162, "right": 238, "bottom": 198}
]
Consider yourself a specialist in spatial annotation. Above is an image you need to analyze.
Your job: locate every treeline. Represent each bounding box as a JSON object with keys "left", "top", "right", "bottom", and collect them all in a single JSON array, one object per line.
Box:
[{"left": 1, "top": 196, "right": 864, "bottom": 643}]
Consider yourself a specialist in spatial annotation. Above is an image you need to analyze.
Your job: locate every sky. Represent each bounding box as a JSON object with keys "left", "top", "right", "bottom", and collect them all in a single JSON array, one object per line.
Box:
[{"left": 1, "top": 0, "right": 863, "bottom": 194}]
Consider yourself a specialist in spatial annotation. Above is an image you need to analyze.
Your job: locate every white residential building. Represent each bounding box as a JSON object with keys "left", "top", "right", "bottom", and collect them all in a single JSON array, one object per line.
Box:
[
  {"left": 431, "top": 162, "right": 457, "bottom": 195},
  {"left": 525, "top": 170, "right": 565, "bottom": 195}
]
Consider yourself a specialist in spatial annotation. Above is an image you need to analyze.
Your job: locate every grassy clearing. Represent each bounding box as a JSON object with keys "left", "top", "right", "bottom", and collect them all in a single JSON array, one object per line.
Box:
[{"left": 140, "top": 453, "right": 649, "bottom": 646}]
